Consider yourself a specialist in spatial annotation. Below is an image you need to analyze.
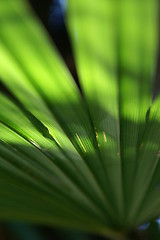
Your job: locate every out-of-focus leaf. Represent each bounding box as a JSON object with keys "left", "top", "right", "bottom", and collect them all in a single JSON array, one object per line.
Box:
[{"left": 67, "top": 0, "right": 158, "bottom": 226}]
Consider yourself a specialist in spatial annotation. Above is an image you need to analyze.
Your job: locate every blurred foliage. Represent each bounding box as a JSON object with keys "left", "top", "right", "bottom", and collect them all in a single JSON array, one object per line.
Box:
[{"left": 0, "top": 0, "right": 160, "bottom": 239}]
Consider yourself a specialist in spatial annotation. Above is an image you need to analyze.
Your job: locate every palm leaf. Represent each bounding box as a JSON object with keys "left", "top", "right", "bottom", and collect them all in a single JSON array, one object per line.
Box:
[
  {"left": 0, "top": 0, "right": 159, "bottom": 239},
  {"left": 67, "top": 0, "right": 159, "bottom": 227}
]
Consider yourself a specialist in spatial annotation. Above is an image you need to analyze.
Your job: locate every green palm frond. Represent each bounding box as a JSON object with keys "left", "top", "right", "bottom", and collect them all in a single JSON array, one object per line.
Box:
[{"left": 0, "top": 0, "right": 159, "bottom": 239}]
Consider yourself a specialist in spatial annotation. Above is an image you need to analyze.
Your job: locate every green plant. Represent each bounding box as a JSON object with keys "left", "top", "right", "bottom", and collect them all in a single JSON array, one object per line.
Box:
[{"left": 0, "top": 0, "right": 159, "bottom": 239}]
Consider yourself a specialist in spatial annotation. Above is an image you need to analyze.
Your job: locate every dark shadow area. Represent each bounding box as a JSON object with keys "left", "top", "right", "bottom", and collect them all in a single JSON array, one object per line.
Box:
[
  {"left": 153, "top": 48, "right": 160, "bottom": 101},
  {"left": 152, "top": 1, "right": 160, "bottom": 100},
  {"left": 1, "top": 221, "right": 109, "bottom": 240}
]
